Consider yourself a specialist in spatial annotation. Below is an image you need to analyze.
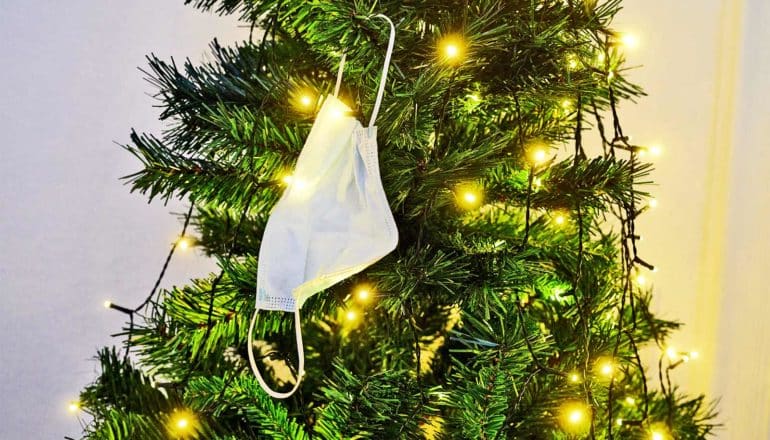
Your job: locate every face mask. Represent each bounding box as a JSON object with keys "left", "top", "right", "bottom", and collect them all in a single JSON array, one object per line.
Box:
[{"left": 248, "top": 14, "right": 398, "bottom": 399}]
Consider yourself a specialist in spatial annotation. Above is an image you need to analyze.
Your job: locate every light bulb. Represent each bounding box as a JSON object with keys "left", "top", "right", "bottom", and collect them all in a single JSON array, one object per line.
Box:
[
  {"left": 456, "top": 185, "right": 482, "bottom": 209},
  {"left": 651, "top": 432, "right": 665, "bottom": 440},
  {"left": 625, "top": 396, "right": 636, "bottom": 405},
  {"left": 438, "top": 35, "right": 466, "bottom": 64},
  {"left": 177, "top": 237, "right": 190, "bottom": 250},
  {"left": 569, "top": 373, "right": 581, "bottom": 383},
  {"left": 616, "top": 418, "right": 624, "bottom": 426},
  {"left": 103, "top": 300, "right": 112, "bottom": 309},
  {"left": 690, "top": 350, "right": 700, "bottom": 360},
  {"left": 282, "top": 174, "right": 294, "bottom": 185},
  {"left": 559, "top": 402, "right": 591, "bottom": 433},
  {"left": 300, "top": 95, "right": 313, "bottom": 107},
  {"left": 68, "top": 401, "right": 80, "bottom": 413},
  {"left": 355, "top": 286, "right": 372, "bottom": 303},
  {"left": 636, "top": 274, "right": 647, "bottom": 286},
  {"left": 666, "top": 346, "right": 678, "bottom": 361},
  {"left": 649, "top": 144, "right": 663, "bottom": 157},
  {"left": 595, "top": 358, "right": 615, "bottom": 378},
  {"left": 532, "top": 148, "right": 547, "bottom": 164},
  {"left": 649, "top": 198, "right": 659, "bottom": 208},
  {"left": 620, "top": 33, "right": 639, "bottom": 49},
  {"left": 561, "top": 99, "right": 573, "bottom": 110},
  {"left": 346, "top": 310, "right": 357, "bottom": 322},
  {"left": 168, "top": 409, "right": 197, "bottom": 434},
  {"left": 554, "top": 214, "right": 566, "bottom": 226}
]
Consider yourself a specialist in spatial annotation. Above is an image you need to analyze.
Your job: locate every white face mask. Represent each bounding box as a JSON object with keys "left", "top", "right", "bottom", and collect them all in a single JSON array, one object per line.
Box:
[{"left": 248, "top": 14, "right": 398, "bottom": 399}]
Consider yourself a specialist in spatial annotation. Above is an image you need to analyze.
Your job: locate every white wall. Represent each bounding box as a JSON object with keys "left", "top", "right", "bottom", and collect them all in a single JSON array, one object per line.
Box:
[
  {"left": 0, "top": 2, "right": 243, "bottom": 438},
  {"left": 0, "top": 0, "right": 766, "bottom": 438}
]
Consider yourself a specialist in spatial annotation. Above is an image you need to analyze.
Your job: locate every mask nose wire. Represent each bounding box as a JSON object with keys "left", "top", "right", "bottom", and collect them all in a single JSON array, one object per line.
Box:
[{"left": 247, "top": 305, "right": 305, "bottom": 399}]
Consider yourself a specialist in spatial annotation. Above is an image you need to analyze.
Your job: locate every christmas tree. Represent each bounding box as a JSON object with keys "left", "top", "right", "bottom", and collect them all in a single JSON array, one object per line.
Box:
[{"left": 74, "top": 1, "right": 718, "bottom": 438}]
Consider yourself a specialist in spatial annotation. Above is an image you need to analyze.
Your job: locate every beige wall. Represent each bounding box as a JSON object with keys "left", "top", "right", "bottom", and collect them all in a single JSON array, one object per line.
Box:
[{"left": 619, "top": 0, "right": 770, "bottom": 437}]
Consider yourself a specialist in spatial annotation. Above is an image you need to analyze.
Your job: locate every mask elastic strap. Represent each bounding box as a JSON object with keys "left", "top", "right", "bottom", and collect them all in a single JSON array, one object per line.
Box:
[
  {"left": 247, "top": 306, "right": 305, "bottom": 399},
  {"left": 368, "top": 14, "right": 396, "bottom": 128},
  {"left": 333, "top": 52, "right": 347, "bottom": 98}
]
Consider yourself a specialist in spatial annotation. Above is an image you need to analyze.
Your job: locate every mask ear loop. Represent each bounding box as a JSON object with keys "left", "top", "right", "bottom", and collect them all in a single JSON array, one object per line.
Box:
[
  {"left": 247, "top": 305, "right": 305, "bottom": 399},
  {"left": 334, "top": 53, "right": 347, "bottom": 98},
  {"left": 368, "top": 14, "right": 396, "bottom": 128}
]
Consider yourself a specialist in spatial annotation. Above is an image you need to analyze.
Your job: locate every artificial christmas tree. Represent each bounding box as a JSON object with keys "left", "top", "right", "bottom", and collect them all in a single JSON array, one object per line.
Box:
[{"left": 75, "top": 1, "right": 717, "bottom": 438}]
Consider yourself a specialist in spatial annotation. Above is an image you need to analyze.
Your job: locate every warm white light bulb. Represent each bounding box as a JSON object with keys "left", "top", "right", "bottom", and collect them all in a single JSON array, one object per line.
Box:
[
  {"left": 177, "top": 237, "right": 190, "bottom": 250},
  {"left": 620, "top": 33, "right": 639, "bottom": 49},
  {"left": 651, "top": 432, "right": 665, "bottom": 440},
  {"left": 463, "top": 192, "right": 478, "bottom": 204},
  {"left": 533, "top": 149, "right": 547, "bottom": 164},
  {"left": 636, "top": 275, "right": 647, "bottom": 286},
  {"left": 568, "top": 409, "right": 583, "bottom": 424},
  {"left": 103, "top": 300, "right": 112, "bottom": 309},
  {"left": 176, "top": 418, "right": 189, "bottom": 429},
  {"left": 569, "top": 373, "right": 580, "bottom": 383},
  {"left": 68, "top": 401, "right": 80, "bottom": 413},
  {"left": 346, "top": 310, "right": 357, "bottom": 322},
  {"left": 300, "top": 95, "right": 312, "bottom": 107},
  {"left": 555, "top": 214, "right": 566, "bottom": 225},
  {"left": 649, "top": 198, "right": 659, "bottom": 209},
  {"left": 445, "top": 44, "right": 459, "bottom": 58},
  {"left": 356, "top": 287, "right": 371, "bottom": 302}
]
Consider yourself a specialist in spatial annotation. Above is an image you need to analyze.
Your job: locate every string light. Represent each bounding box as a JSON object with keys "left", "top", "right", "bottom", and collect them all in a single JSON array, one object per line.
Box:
[
  {"left": 177, "top": 237, "right": 190, "bottom": 250},
  {"left": 616, "top": 418, "right": 624, "bottom": 426},
  {"left": 532, "top": 148, "right": 548, "bottom": 164},
  {"left": 554, "top": 213, "right": 567, "bottom": 226},
  {"left": 168, "top": 409, "right": 197, "bottom": 436},
  {"left": 559, "top": 401, "right": 591, "bottom": 433},
  {"left": 293, "top": 89, "right": 316, "bottom": 112},
  {"left": 595, "top": 357, "right": 615, "bottom": 379},
  {"left": 620, "top": 32, "right": 640, "bottom": 49},
  {"left": 649, "top": 198, "right": 659, "bottom": 209},
  {"left": 354, "top": 285, "right": 373, "bottom": 303},
  {"left": 67, "top": 401, "right": 80, "bottom": 413},
  {"left": 438, "top": 34, "right": 466, "bottom": 64},
  {"left": 625, "top": 396, "right": 636, "bottom": 406},
  {"left": 649, "top": 423, "right": 672, "bottom": 439},
  {"left": 665, "top": 346, "right": 678, "bottom": 361},
  {"left": 561, "top": 99, "right": 573, "bottom": 110},
  {"left": 345, "top": 309, "right": 358, "bottom": 322},
  {"left": 103, "top": 300, "right": 112, "bottom": 309},
  {"left": 281, "top": 174, "right": 294, "bottom": 185},
  {"left": 636, "top": 274, "right": 647, "bottom": 286},
  {"left": 456, "top": 184, "right": 483, "bottom": 210},
  {"left": 568, "top": 372, "right": 581, "bottom": 383}
]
